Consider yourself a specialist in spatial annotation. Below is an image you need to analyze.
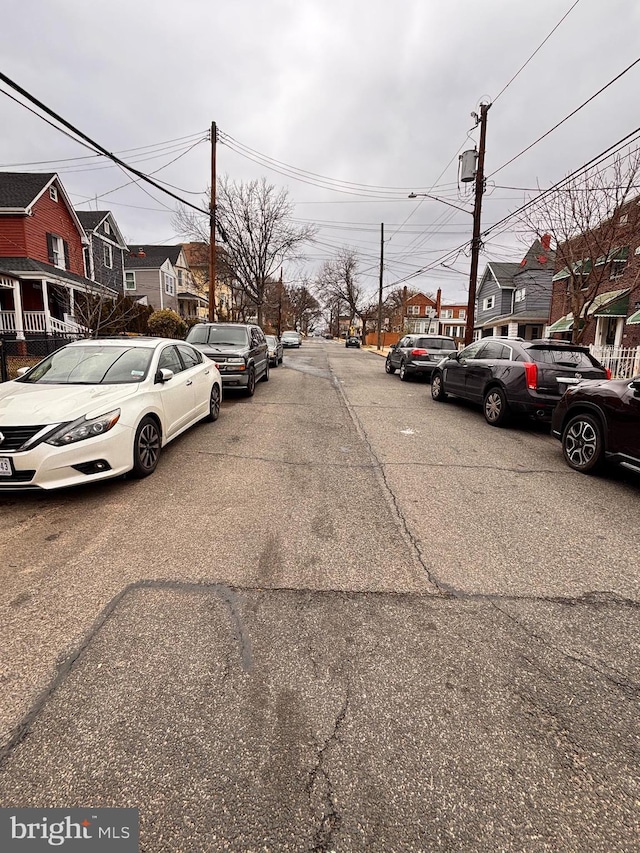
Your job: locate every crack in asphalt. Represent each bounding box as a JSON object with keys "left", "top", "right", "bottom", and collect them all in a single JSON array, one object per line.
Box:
[
  {"left": 307, "top": 685, "right": 350, "bottom": 853},
  {"left": 489, "top": 598, "right": 640, "bottom": 698}
]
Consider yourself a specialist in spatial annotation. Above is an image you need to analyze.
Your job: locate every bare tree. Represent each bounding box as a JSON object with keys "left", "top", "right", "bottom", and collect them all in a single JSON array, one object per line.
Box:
[
  {"left": 287, "top": 281, "right": 321, "bottom": 334},
  {"left": 174, "top": 177, "right": 315, "bottom": 326},
  {"left": 520, "top": 149, "right": 640, "bottom": 343},
  {"left": 74, "top": 291, "right": 152, "bottom": 338},
  {"left": 315, "top": 249, "right": 366, "bottom": 335}
]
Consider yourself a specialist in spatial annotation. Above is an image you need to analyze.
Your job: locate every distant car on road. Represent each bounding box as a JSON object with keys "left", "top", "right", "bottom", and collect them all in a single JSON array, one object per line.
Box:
[
  {"left": 281, "top": 331, "right": 302, "bottom": 348},
  {"left": 551, "top": 374, "right": 640, "bottom": 474},
  {"left": 265, "top": 335, "right": 283, "bottom": 366},
  {"left": 345, "top": 336, "right": 361, "bottom": 348},
  {"left": 186, "top": 322, "right": 269, "bottom": 396},
  {"left": 431, "top": 337, "right": 609, "bottom": 426},
  {"left": 0, "top": 338, "right": 222, "bottom": 490},
  {"left": 385, "top": 334, "right": 458, "bottom": 381}
]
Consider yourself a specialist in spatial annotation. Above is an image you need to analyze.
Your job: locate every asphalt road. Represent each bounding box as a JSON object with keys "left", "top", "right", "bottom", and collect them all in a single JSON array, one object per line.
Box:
[{"left": 0, "top": 338, "right": 638, "bottom": 852}]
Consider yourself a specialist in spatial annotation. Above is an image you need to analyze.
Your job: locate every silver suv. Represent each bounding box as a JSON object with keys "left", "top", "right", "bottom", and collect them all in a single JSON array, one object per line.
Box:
[{"left": 385, "top": 334, "right": 458, "bottom": 381}]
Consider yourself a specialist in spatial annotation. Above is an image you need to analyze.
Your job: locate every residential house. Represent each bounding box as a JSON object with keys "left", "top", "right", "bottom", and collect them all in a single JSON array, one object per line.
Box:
[
  {"left": 177, "top": 290, "right": 208, "bottom": 321},
  {"left": 547, "top": 196, "right": 640, "bottom": 349},
  {"left": 404, "top": 292, "right": 438, "bottom": 333},
  {"left": 474, "top": 239, "right": 555, "bottom": 340},
  {"left": 182, "top": 241, "right": 235, "bottom": 320},
  {"left": 0, "top": 172, "right": 113, "bottom": 339},
  {"left": 76, "top": 210, "right": 128, "bottom": 292},
  {"left": 438, "top": 302, "right": 467, "bottom": 339},
  {"left": 123, "top": 245, "right": 194, "bottom": 314}
]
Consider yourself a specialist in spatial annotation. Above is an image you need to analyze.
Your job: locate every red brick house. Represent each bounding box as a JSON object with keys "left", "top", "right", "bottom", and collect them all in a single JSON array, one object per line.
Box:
[
  {"left": 0, "top": 172, "right": 114, "bottom": 340},
  {"left": 403, "top": 289, "right": 467, "bottom": 339},
  {"left": 547, "top": 196, "right": 640, "bottom": 349}
]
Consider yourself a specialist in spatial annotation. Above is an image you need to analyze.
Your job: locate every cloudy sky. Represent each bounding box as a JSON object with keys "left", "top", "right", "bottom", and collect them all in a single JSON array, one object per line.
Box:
[{"left": 2, "top": 0, "right": 639, "bottom": 302}]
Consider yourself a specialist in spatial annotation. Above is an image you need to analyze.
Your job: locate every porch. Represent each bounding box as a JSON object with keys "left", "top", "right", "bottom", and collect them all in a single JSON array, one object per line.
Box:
[{"left": 0, "top": 277, "right": 83, "bottom": 338}]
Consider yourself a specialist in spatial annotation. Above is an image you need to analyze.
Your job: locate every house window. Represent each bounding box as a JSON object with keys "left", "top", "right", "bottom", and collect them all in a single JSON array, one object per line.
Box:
[
  {"left": 515, "top": 287, "right": 526, "bottom": 302},
  {"left": 125, "top": 272, "right": 136, "bottom": 291},
  {"left": 104, "top": 221, "right": 111, "bottom": 235},
  {"left": 164, "top": 272, "right": 175, "bottom": 295},
  {"left": 49, "top": 186, "right": 58, "bottom": 202},
  {"left": 103, "top": 244, "right": 113, "bottom": 269},
  {"left": 407, "top": 305, "right": 420, "bottom": 315},
  {"left": 177, "top": 269, "right": 183, "bottom": 288},
  {"left": 618, "top": 214, "right": 628, "bottom": 226},
  {"left": 610, "top": 259, "right": 626, "bottom": 280},
  {"left": 83, "top": 247, "right": 91, "bottom": 278},
  {"left": 459, "top": 309, "right": 466, "bottom": 319},
  {"left": 49, "top": 234, "right": 65, "bottom": 269},
  {"left": 482, "top": 295, "right": 495, "bottom": 311},
  {"left": 441, "top": 309, "right": 453, "bottom": 319}
]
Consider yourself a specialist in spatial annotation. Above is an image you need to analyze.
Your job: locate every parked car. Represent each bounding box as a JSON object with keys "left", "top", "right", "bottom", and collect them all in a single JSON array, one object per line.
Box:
[
  {"left": 345, "top": 336, "right": 361, "bottom": 349},
  {"left": 551, "top": 375, "right": 640, "bottom": 474},
  {"left": 430, "top": 338, "right": 610, "bottom": 427},
  {"left": 0, "top": 338, "right": 222, "bottom": 490},
  {"left": 186, "top": 322, "right": 269, "bottom": 395},
  {"left": 265, "top": 334, "right": 284, "bottom": 366},
  {"left": 385, "top": 335, "right": 458, "bottom": 381},
  {"left": 281, "top": 330, "right": 302, "bottom": 348}
]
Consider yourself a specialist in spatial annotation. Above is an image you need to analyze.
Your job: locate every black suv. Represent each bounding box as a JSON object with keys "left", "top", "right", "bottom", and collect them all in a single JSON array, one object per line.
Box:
[
  {"left": 551, "top": 375, "right": 640, "bottom": 474},
  {"left": 385, "top": 334, "right": 458, "bottom": 381},
  {"left": 430, "top": 338, "right": 609, "bottom": 426},
  {"left": 186, "top": 323, "right": 269, "bottom": 396}
]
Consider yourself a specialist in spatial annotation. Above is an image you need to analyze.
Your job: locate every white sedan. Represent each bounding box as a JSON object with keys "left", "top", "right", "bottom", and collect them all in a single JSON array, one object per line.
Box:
[{"left": 0, "top": 337, "right": 222, "bottom": 490}]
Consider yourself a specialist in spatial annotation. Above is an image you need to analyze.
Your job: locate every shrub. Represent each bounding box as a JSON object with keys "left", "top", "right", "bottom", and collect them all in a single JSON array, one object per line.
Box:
[{"left": 148, "top": 309, "right": 187, "bottom": 339}]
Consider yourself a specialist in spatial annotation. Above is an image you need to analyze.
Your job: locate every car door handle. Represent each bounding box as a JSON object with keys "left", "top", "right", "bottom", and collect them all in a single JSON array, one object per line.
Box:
[
  {"left": 186, "top": 379, "right": 193, "bottom": 386},
  {"left": 204, "top": 370, "right": 210, "bottom": 375}
]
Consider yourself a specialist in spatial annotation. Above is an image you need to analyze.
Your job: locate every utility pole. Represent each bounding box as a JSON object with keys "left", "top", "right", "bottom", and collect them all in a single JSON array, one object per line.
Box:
[
  {"left": 277, "top": 267, "right": 283, "bottom": 337},
  {"left": 377, "top": 223, "right": 384, "bottom": 350},
  {"left": 208, "top": 121, "right": 217, "bottom": 323},
  {"left": 464, "top": 102, "right": 490, "bottom": 346}
]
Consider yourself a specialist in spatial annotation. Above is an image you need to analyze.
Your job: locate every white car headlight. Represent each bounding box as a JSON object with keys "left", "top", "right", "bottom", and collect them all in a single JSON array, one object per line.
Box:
[{"left": 45, "top": 409, "right": 121, "bottom": 447}]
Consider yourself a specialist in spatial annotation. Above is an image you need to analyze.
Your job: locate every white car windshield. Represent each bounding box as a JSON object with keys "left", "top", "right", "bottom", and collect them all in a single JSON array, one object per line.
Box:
[{"left": 18, "top": 346, "right": 154, "bottom": 385}]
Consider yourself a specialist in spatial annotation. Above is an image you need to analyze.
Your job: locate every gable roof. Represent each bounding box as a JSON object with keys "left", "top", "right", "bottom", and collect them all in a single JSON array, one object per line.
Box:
[
  {"left": 487, "top": 262, "right": 521, "bottom": 288},
  {"left": 0, "top": 172, "right": 57, "bottom": 209},
  {"left": 125, "top": 253, "right": 174, "bottom": 270},
  {"left": 76, "top": 210, "right": 128, "bottom": 249},
  {"left": 128, "top": 244, "right": 184, "bottom": 266}
]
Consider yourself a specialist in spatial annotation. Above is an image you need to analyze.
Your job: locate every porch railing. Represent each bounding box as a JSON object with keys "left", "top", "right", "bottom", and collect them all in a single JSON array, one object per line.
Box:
[
  {"left": 0, "top": 310, "right": 16, "bottom": 332},
  {"left": 590, "top": 345, "right": 640, "bottom": 379},
  {"left": 23, "top": 311, "right": 47, "bottom": 333}
]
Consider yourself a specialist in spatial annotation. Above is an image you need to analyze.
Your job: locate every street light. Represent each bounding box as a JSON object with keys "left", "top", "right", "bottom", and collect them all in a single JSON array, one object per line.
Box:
[{"left": 407, "top": 192, "right": 473, "bottom": 216}]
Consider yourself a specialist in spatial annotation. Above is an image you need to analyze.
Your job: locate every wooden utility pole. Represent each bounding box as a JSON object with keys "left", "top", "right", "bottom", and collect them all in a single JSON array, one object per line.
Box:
[
  {"left": 464, "top": 102, "right": 490, "bottom": 346},
  {"left": 377, "top": 223, "right": 384, "bottom": 349},
  {"left": 208, "top": 121, "right": 217, "bottom": 323},
  {"left": 277, "top": 267, "right": 283, "bottom": 337}
]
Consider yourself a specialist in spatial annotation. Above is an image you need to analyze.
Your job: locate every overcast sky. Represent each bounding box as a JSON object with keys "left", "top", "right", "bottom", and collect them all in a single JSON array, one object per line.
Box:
[{"left": 2, "top": 0, "right": 639, "bottom": 302}]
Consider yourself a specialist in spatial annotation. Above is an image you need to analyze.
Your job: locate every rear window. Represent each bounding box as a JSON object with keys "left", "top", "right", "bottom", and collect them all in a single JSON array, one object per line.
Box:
[
  {"left": 526, "top": 347, "right": 599, "bottom": 368},
  {"left": 416, "top": 338, "right": 456, "bottom": 349}
]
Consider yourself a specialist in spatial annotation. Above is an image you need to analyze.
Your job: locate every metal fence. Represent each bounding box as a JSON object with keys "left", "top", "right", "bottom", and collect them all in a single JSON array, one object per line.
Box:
[
  {"left": 0, "top": 334, "right": 84, "bottom": 382},
  {"left": 590, "top": 345, "right": 640, "bottom": 379}
]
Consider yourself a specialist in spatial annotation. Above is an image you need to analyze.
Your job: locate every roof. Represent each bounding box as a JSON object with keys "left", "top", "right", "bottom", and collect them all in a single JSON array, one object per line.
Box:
[
  {"left": 76, "top": 211, "right": 110, "bottom": 231},
  {"left": 487, "top": 262, "right": 521, "bottom": 288},
  {"left": 0, "top": 257, "right": 116, "bottom": 293},
  {"left": 127, "top": 245, "right": 183, "bottom": 266},
  {"left": 182, "top": 242, "right": 209, "bottom": 267},
  {"left": 515, "top": 239, "right": 556, "bottom": 274},
  {"left": 0, "top": 172, "right": 56, "bottom": 209},
  {"left": 481, "top": 312, "right": 550, "bottom": 328},
  {"left": 177, "top": 291, "right": 208, "bottom": 302}
]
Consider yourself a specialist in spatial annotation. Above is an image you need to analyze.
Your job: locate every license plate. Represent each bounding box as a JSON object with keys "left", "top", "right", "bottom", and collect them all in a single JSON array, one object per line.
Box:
[{"left": 0, "top": 457, "right": 13, "bottom": 477}]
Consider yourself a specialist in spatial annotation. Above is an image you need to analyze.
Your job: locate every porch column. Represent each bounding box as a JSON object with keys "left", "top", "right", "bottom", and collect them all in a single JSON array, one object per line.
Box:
[
  {"left": 13, "top": 280, "right": 25, "bottom": 341},
  {"left": 69, "top": 287, "right": 75, "bottom": 322},
  {"left": 41, "top": 280, "right": 52, "bottom": 333},
  {"left": 508, "top": 321, "right": 519, "bottom": 338}
]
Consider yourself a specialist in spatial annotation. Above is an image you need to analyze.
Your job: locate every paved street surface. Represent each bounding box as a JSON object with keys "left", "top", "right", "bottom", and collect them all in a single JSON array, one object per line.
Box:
[{"left": 1, "top": 338, "right": 638, "bottom": 851}]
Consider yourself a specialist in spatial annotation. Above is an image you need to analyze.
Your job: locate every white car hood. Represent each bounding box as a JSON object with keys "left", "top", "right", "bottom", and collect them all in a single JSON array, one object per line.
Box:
[{"left": 0, "top": 382, "right": 140, "bottom": 426}]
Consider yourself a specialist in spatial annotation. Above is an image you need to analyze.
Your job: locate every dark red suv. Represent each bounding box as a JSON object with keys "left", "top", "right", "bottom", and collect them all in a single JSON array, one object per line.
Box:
[{"left": 430, "top": 338, "right": 609, "bottom": 426}]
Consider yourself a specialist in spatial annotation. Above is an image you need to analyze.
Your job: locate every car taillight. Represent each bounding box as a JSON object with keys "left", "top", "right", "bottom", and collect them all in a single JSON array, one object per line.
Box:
[
  {"left": 523, "top": 361, "right": 537, "bottom": 390},
  {"left": 411, "top": 348, "right": 428, "bottom": 356},
  {"left": 605, "top": 367, "right": 612, "bottom": 380}
]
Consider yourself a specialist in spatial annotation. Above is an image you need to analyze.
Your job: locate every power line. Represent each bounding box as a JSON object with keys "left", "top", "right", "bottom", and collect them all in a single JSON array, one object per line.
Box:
[
  {"left": 493, "top": 0, "right": 583, "bottom": 103},
  {"left": 489, "top": 55, "right": 640, "bottom": 177},
  {"left": 0, "top": 70, "right": 210, "bottom": 217}
]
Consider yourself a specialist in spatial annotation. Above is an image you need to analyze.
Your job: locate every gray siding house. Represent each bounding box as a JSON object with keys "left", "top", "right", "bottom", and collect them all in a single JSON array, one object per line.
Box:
[
  {"left": 474, "top": 240, "right": 555, "bottom": 340},
  {"left": 123, "top": 245, "right": 195, "bottom": 313},
  {"left": 76, "top": 211, "right": 128, "bottom": 293}
]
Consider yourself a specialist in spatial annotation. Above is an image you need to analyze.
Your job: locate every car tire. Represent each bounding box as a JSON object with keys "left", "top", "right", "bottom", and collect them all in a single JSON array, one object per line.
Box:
[
  {"left": 431, "top": 372, "right": 447, "bottom": 401},
  {"left": 245, "top": 367, "right": 256, "bottom": 396},
  {"left": 206, "top": 383, "right": 220, "bottom": 422},
  {"left": 279, "top": 355, "right": 283, "bottom": 364},
  {"left": 399, "top": 360, "right": 410, "bottom": 381},
  {"left": 385, "top": 356, "right": 396, "bottom": 374},
  {"left": 562, "top": 412, "right": 605, "bottom": 473},
  {"left": 131, "top": 416, "right": 161, "bottom": 478},
  {"left": 483, "top": 386, "right": 510, "bottom": 427},
  {"left": 262, "top": 360, "right": 269, "bottom": 382}
]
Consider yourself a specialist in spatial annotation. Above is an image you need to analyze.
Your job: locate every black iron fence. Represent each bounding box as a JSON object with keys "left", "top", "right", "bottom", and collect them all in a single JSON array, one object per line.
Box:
[{"left": 0, "top": 334, "right": 84, "bottom": 382}]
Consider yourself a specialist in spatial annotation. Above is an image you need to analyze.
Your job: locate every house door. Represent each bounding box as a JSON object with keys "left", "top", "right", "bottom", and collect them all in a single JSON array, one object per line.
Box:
[
  {"left": 595, "top": 317, "right": 622, "bottom": 348},
  {"left": 48, "top": 284, "right": 70, "bottom": 322}
]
